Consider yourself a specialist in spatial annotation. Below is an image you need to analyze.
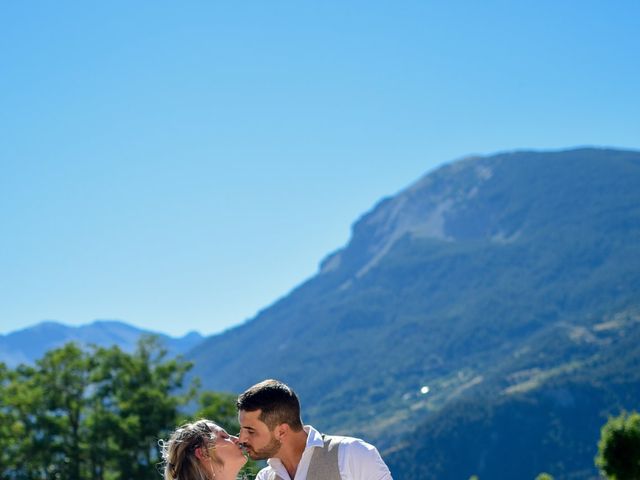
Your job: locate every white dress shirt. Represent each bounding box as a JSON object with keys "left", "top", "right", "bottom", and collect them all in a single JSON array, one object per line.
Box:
[{"left": 255, "top": 425, "right": 393, "bottom": 480}]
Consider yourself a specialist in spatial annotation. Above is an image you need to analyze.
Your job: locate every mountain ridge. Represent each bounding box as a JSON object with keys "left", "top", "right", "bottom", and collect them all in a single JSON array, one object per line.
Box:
[
  {"left": 188, "top": 146, "right": 640, "bottom": 479},
  {"left": 0, "top": 320, "right": 203, "bottom": 367}
]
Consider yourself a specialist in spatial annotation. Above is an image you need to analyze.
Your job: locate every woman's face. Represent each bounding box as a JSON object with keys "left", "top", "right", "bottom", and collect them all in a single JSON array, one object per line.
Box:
[{"left": 208, "top": 426, "right": 247, "bottom": 470}]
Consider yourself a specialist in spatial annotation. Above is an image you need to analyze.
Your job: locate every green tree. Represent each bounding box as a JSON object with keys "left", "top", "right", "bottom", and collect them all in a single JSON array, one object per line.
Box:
[
  {"left": 36, "top": 343, "right": 91, "bottom": 480},
  {"left": 0, "top": 337, "right": 198, "bottom": 480},
  {"left": 596, "top": 411, "right": 640, "bottom": 480},
  {"left": 196, "top": 390, "right": 239, "bottom": 433},
  {"left": 535, "top": 473, "right": 554, "bottom": 480},
  {"left": 0, "top": 363, "right": 18, "bottom": 476},
  {"left": 3, "top": 362, "right": 51, "bottom": 480},
  {"left": 91, "top": 336, "right": 196, "bottom": 480}
]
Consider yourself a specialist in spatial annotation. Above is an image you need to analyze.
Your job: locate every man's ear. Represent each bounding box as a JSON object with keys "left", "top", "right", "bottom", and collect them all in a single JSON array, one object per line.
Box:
[{"left": 275, "top": 423, "right": 289, "bottom": 440}]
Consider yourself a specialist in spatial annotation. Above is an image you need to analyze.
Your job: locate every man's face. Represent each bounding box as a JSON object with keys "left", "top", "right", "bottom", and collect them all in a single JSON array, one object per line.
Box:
[{"left": 238, "top": 409, "right": 282, "bottom": 460}]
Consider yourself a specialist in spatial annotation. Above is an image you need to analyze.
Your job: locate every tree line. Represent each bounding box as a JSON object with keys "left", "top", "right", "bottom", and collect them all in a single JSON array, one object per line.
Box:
[{"left": 0, "top": 336, "right": 258, "bottom": 480}]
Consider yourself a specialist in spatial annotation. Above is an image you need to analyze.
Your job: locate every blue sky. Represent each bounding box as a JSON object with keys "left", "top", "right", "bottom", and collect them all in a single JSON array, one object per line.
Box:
[{"left": 1, "top": 1, "right": 638, "bottom": 337}]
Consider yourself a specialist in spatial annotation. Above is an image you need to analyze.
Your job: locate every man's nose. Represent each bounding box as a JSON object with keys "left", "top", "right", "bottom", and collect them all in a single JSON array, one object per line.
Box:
[{"left": 238, "top": 430, "right": 247, "bottom": 443}]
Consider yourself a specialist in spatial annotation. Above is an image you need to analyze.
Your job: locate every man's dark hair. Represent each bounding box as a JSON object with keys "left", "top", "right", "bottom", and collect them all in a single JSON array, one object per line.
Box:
[{"left": 237, "top": 379, "right": 304, "bottom": 431}]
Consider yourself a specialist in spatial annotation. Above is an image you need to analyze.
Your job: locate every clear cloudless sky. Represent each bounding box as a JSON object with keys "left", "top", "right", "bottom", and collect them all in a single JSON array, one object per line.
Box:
[{"left": 1, "top": 1, "right": 638, "bottom": 337}]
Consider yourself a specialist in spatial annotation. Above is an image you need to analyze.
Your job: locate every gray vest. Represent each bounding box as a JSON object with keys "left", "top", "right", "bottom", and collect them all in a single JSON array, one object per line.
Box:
[{"left": 271, "top": 434, "right": 342, "bottom": 480}]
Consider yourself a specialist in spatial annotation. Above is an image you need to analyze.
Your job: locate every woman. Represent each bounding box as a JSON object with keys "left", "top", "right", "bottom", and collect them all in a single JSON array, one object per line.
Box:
[{"left": 161, "top": 419, "right": 247, "bottom": 480}]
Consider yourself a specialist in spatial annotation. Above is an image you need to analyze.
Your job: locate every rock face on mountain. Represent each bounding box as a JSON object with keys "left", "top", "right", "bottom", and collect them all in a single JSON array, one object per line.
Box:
[{"left": 189, "top": 147, "right": 640, "bottom": 480}]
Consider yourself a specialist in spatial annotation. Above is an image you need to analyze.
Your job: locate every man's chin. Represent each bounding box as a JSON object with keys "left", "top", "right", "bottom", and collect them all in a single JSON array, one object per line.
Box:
[{"left": 247, "top": 450, "right": 268, "bottom": 461}]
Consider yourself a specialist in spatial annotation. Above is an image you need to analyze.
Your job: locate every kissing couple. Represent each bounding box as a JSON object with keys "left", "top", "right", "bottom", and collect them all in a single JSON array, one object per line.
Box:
[{"left": 161, "top": 379, "right": 393, "bottom": 480}]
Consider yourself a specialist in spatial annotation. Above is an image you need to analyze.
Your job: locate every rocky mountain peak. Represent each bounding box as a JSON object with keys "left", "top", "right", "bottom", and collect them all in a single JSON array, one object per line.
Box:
[{"left": 320, "top": 154, "right": 496, "bottom": 276}]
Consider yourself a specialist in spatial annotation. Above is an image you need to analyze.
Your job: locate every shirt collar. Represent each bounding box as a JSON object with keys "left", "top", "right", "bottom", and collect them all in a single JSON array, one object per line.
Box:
[{"left": 304, "top": 425, "right": 324, "bottom": 448}]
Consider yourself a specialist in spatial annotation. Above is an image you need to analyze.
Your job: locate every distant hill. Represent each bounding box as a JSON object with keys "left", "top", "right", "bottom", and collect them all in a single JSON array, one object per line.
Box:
[
  {"left": 0, "top": 320, "right": 204, "bottom": 367},
  {"left": 188, "top": 147, "right": 640, "bottom": 479}
]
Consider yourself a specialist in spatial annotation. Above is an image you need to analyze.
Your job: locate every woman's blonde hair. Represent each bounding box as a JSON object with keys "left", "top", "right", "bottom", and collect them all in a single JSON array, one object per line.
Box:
[{"left": 160, "top": 419, "right": 224, "bottom": 480}]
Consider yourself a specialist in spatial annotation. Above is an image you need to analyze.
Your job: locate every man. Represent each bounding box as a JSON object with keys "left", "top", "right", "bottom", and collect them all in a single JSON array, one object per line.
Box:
[{"left": 237, "top": 379, "right": 393, "bottom": 480}]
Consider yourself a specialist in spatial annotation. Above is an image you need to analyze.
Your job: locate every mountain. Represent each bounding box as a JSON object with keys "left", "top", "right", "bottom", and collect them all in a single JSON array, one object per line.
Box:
[
  {"left": 188, "top": 147, "right": 640, "bottom": 479},
  {"left": 0, "top": 320, "right": 204, "bottom": 367}
]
